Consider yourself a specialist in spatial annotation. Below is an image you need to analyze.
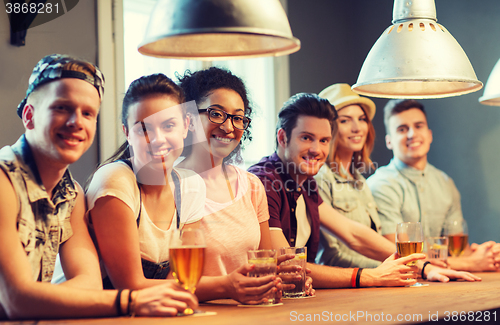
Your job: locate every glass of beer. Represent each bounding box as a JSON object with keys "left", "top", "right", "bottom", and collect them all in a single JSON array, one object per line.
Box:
[
  {"left": 444, "top": 219, "right": 469, "bottom": 257},
  {"left": 396, "top": 222, "right": 424, "bottom": 286},
  {"left": 169, "top": 228, "right": 205, "bottom": 314},
  {"left": 247, "top": 249, "right": 277, "bottom": 304},
  {"left": 279, "top": 247, "right": 307, "bottom": 298}
]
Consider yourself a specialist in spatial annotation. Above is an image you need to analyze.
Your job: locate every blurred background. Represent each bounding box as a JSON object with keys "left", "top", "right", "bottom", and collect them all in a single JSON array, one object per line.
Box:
[{"left": 1, "top": 0, "right": 499, "bottom": 244}]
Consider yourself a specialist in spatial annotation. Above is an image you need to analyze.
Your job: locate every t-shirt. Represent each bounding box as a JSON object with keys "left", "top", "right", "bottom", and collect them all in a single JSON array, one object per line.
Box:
[
  {"left": 201, "top": 166, "right": 270, "bottom": 276},
  {"left": 86, "top": 160, "right": 205, "bottom": 263}
]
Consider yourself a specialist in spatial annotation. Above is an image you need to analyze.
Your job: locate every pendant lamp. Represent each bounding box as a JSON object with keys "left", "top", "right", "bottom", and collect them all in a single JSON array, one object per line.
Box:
[
  {"left": 479, "top": 58, "right": 500, "bottom": 106},
  {"left": 138, "top": 0, "right": 300, "bottom": 60},
  {"left": 352, "top": 0, "right": 482, "bottom": 99}
]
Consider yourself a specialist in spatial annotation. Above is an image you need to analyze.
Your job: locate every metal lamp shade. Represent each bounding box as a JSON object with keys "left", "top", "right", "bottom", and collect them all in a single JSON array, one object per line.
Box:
[
  {"left": 352, "top": 0, "right": 482, "bottom": 99},
  {"left": 138, "top": 0, "right": 300, "bottom": 60},
  {"left": 479, "top": 58, "right": 500, "bottom": 106}
]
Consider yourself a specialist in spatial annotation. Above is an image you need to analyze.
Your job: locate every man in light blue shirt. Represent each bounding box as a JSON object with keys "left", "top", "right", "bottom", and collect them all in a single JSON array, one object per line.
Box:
[{"left": 368, "top": 99, "right": 500, "bottom": 272}]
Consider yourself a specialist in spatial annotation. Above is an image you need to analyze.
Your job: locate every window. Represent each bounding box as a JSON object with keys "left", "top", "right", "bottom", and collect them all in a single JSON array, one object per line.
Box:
[{"left": 102, "top": 0, "right": 290, "bottom": 167}]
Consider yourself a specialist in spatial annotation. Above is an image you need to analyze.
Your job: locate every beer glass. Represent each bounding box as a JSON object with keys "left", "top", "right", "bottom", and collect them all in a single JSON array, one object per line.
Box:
[
  {"left": 425, "top": 236, "right": 448, "bottom": 263},
  {"left": 279, "top": 247, "right": 307, "bottom": 298},
  {"left": 444, "top": 219, "right": 469, "bottom": 257},
  {"left": 247, "top": 249, "right": 277, "bottom": 304},
  {"left": 169, "top": 228, "right": 206, "bottom": 314},
  {"left": 396, "top": 222, "right": 424, "bottom": 286}
]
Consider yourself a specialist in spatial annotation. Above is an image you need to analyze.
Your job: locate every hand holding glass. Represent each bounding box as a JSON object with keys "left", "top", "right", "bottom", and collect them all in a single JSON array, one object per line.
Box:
[
  {"left": 396, "top": 222, "right": 426, "bottom": 287},
  {"left": 247, "top": 249, "right": 277, "bottom": 304},
  {"left": 278, "top": 247, "right": 307, "bottom": 298}
]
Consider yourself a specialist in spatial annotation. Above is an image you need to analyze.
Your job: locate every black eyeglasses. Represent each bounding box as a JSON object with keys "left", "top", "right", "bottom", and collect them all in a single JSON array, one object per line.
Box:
[{"left": 198, "top": 107, "right": 251, "bottom": 130}]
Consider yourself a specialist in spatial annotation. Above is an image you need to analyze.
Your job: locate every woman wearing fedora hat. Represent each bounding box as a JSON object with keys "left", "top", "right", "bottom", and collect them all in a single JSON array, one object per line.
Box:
[{"left": 314, "top": 83, "right": 382, "bottom": 268}]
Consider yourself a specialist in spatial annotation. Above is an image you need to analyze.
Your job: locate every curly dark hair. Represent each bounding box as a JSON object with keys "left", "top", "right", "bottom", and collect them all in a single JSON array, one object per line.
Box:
[{"left": 177, "top": 67, "right": 253, "bottom": 165}]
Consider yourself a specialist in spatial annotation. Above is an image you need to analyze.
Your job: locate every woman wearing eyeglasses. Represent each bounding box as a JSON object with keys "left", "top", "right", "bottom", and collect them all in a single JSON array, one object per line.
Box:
[{"left": 177, "top": 67, "right": 288, "bottom": 304}]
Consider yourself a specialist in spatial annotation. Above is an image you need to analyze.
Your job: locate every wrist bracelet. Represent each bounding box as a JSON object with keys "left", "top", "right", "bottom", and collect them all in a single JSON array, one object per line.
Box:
[
  {"left": 356, "top": 268, "right": 363, "bottom": 288},
  {"left": 115, "top": 289, "right": 124, "bottom": 316},
  {"left": 127, "top": 289, "right": 136, "bottom": 317},
  {"left": 351, "top": 268, "right": 359, "bottom": 288},
  {"left": 421, "top": 261, "right": 431, "bottom": 280}
]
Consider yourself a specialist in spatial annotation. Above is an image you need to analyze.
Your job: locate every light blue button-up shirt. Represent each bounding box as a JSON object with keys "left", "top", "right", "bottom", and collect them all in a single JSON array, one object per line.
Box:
[{"left": 367, "top": 158, "right": 463, "bottom": 238}]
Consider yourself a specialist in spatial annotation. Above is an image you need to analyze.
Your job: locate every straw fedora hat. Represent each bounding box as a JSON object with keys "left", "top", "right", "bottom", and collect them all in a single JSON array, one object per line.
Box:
[{"left": 319, "top": 83, "right": 376, "bottom": 121}]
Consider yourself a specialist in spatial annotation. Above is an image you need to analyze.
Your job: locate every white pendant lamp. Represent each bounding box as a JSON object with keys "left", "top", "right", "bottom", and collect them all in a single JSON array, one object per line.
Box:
[
  {"left": 138, "top": 0, "right": 300, "bottom": 60},
  {"left": 352, "top": 0, "right": 483, "bottom": 99},
  {"left": 479, "top": 58, "right": 500, "bottom": 106}
]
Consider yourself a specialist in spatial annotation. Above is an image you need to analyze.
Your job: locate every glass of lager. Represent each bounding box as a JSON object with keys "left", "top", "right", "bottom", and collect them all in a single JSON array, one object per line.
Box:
[
  {"left": 396, "top": 222, "right": 425, "bottom": 287},
  {"left": 169, "top": 228, "right": 206, "bottom": 314},
  {"left": 444, "top": 219, "right": 469, "bottom": 257}
]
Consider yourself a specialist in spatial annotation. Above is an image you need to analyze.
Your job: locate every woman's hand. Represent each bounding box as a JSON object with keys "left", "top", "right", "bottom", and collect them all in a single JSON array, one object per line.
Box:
[
  {"left": 276, "top": 253, "right": 299, "bottom": 293},
  {"left": 134, "top": 281, "right": 198, "bottom": 316},
  {"left": 425, "top": 265, "right": 482, "bottom": 282},
  {"left": 361, "top": 253, "right": 425, "bottom": 287},
  {"left": 225, "top": 264, "right": 278, "bottom": 305}
]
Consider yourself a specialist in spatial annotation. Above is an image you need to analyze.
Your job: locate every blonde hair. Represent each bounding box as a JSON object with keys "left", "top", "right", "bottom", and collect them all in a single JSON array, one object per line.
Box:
[{"left": 63, "top": 61, "right": 97, "bottom": 77}]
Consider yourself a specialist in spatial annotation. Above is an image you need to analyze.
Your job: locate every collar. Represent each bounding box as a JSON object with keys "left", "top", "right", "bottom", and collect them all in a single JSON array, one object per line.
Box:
[
  {"left": 333, "top": 164, "right": 362, "bottom": 181},
  {"left": 11, "top": 135, "right": 77, "bottom": 205},
  {"left": 392, "top": 157, "right": 429, "bottom": 183},
  {"left": 332, "top": 165, "right": 365, "bottom": 189}
]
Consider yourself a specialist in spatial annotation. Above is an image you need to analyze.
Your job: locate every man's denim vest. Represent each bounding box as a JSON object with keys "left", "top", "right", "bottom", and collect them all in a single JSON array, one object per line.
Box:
[{"left": 0, "top": 136, "right": 76, "bottom": 282}]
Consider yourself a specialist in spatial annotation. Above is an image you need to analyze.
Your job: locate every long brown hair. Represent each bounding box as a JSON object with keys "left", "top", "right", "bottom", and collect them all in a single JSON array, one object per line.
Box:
[
  {"left": 85, "top": 73, "right": 184, "bottom": 190},
  {"left": 325, "top": 105, "right": 375, "bottom": 177}
]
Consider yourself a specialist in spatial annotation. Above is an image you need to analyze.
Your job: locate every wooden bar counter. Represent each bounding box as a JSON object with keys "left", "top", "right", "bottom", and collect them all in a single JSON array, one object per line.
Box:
[{"left": 2, "top": 272, "right": 500, "bottom": 325}]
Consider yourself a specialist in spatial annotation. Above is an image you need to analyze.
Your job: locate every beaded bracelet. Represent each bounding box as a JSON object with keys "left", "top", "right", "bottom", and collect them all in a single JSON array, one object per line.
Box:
[
  {"left": 351, "top": 268, "right": 359, "bottom": 288},
  {"left": 421, "top": 261, "right": 431, "bottom": 280}
]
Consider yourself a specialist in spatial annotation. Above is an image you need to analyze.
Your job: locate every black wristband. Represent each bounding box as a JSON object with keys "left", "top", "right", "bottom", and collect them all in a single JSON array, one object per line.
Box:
[
  {"left": 421, "top": 261, "right": 431, "bottom": 280},
  {"left": 127, "top": 290, "right": 135, "bottom": 316},
  {"left": 115, "top": 289, "right": 124, "bottom": 316},
  {"left": 356, "top": 268, "right": 363, "bottom": 288}
]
